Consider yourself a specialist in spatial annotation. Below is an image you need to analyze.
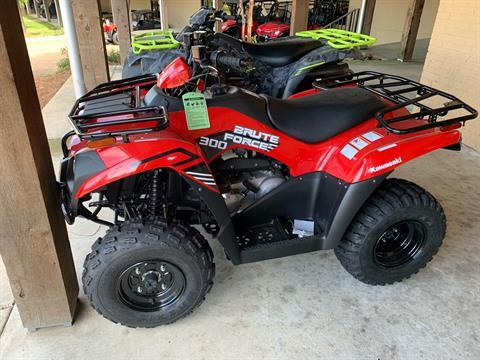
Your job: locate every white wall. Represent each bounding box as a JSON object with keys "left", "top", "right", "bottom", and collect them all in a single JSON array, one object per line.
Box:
[
  {"left": 100, "top": 0, "right": 154, "bottom": 13},
  {"left": 349, "top": 0, "right": 440, "bottom": 45},
  {"left": 164, "top": 0, "right": 202, "bottom": 30},
  {"left": 421, "top": 0, "right": 480, "bottom": 150},
  {"left": 100, "top": 0, "right": 202, "bottom": 30}
]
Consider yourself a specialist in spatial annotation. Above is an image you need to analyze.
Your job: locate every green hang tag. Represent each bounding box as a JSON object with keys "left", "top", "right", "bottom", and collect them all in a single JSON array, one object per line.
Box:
[{"left": 182, "top": 92, "right": 211, "bottom": 130}]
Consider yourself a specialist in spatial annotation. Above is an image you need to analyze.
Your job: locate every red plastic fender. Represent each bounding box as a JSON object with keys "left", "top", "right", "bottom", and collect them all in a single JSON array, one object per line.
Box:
[
  {"left": 75, "top": 130, "right": 216, "bottom": 199},
  {"left": 320, "top": 119, "right": 462, "bottom": 183}
]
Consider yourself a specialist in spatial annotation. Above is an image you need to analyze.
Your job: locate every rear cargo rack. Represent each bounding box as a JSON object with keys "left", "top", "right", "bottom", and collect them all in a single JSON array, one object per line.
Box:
[
  {"left": 296, "top": 29, "right": 377, "bottom": 50},
  {"left": 313, "top": 71, "right": 478, "bottom": 134},
  {"left": 68, "top": 74, "right": 169, "bottom": 140}
]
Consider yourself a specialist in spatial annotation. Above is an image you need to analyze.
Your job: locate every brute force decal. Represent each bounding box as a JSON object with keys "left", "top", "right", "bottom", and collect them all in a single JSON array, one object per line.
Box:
[{"left": 198, "top": 126, "right": 280, "bottom": 159}]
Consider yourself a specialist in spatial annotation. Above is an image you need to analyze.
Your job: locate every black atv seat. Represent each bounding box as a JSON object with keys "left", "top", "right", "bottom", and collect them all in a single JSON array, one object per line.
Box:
[
  {"left": 242, "top": 37, "right": 322, "bottom": 67},
  {"left": 265, "top": 88, "right": 385, "bottom": 143}
]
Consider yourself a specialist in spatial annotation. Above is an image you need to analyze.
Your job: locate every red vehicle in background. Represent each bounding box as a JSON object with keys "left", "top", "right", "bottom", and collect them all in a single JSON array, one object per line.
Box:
[
  {"left": 221, "top": 0, "right": 267, "bottom": 38},
  {"left": 102, "top": 13, "right": 119, "bottom": 44},
  {"left": 255, "top": 1, "right": 292, "bottom": 41},
  {"left": 255, "top": 0, "right": 350, "bottom": 41}
]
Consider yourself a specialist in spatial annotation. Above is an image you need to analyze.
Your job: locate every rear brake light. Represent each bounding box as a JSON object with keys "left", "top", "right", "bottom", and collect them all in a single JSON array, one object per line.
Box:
[{"left": 87, "top": 136, "right": 116, "bottom": 149}]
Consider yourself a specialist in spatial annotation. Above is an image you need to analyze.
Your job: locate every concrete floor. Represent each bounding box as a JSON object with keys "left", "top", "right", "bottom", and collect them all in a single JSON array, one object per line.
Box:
[
  {"left": 43, "top": 65, "right": 123, "bottom": 140},
  {"left": 1, "top": 53, "right": 480, "bottom": 359}
]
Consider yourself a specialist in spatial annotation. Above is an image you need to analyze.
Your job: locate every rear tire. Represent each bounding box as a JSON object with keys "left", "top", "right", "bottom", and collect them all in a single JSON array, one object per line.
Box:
[
  {"left": 83, "top": 219, "right": 214, "bottom": 327},
  {"left": 112, "top": 31, "right": 119, "bottom": 45},
  {"left": 335, "top": 179, "right": 446, "bottom": 285}
]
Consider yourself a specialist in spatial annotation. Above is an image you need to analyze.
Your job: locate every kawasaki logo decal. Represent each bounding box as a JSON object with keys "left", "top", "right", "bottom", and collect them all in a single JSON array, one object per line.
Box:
[{"left": 368, "top": 157, "right": 403, "bottom": 173}]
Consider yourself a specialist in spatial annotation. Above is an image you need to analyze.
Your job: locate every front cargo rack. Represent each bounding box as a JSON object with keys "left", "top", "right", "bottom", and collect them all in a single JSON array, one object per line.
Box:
[
  {"left": 68, "top": 74, "right": 168, "bottom": 140},
  {"left": 313, "top": 71, "right": 478, "bottom": 134}
]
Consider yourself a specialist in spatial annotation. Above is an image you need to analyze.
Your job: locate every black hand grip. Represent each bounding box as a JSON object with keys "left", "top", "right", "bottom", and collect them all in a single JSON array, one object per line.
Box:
[{"left": 216, "top": 55, "right": 246, "bottom": 69}]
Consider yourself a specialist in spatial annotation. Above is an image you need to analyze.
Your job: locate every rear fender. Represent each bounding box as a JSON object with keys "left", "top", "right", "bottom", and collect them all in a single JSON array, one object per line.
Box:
[{"left": 324, "top": 124, "right": 462, "bottom": 183}]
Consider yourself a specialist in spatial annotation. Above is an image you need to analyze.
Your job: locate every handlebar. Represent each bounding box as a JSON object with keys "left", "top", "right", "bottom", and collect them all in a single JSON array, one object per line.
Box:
[{"left": 214, "top": 54, "right": 246, "bottom": 69}]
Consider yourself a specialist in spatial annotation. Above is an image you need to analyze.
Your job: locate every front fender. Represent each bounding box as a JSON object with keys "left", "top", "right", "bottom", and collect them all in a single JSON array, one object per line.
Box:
[
  {"left": 67, "top": 134, "right": 241, "bottom": 263},
  {"left": 75, "top": 135, "right": 209, "bottom": 199}
]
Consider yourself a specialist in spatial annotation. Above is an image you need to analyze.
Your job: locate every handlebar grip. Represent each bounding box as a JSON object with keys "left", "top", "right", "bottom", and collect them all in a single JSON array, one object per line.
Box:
[{"left": 216, "top": 55, "right": 246, "bottom": 69}]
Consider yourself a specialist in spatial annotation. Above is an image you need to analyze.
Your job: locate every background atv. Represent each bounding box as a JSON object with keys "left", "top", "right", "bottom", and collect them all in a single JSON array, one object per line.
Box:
[
  {"left": 102, "top": 14, "right": 118, "bottom": 44},
  {"left": 59, "top": 53, "right": 477, "bottom": 327},
  {"left": 132, "top": 10, "right": 163, "bottom": 31},
  {"left": 124, "top": 26, "right": 375, "bottom": 98},
  {"left": 221, "top": 0, "right": 267, "bottom": 38},
  {"left": 255, "top": 0, "right": 292, "bottom": 41}
]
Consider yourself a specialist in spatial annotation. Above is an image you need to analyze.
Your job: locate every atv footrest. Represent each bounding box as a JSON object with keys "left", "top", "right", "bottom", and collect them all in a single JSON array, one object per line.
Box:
[{"left": 239, "top": 235, "right": 327, "bottom": 264}]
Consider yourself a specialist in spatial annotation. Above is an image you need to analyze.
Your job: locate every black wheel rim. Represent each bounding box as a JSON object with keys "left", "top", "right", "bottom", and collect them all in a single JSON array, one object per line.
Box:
[
  {"left": 373, "top": 221, "right": 426, "bottom": 268},
  {"left": 118, "top": 260, "right": 185, "bottom": 312}
]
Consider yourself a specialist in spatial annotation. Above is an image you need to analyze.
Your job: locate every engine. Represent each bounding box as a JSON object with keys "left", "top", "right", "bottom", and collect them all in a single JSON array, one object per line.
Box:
[{"left": 216, "top": 154, "right": 288, "bottom": 213}]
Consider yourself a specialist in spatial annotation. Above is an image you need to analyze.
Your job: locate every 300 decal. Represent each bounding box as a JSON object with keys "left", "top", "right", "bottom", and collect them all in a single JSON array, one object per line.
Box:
[{"left": 199, "top": 137, "right": 228, "bottom": 149}]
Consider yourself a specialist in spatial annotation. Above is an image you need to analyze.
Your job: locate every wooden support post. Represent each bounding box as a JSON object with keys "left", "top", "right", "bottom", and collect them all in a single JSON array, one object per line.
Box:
[
  {"left": 0, "top": 1, "right": 78, "bottom": 331},
  {"left": 25, "top": 1, "right": 32, "bottom": 15},
  {"left": 399, "top": 0, "right": 425, "bottom": 62},
  {"left": 111, "top": 0, "right": 131, "bottom": 65},
  {"left": 33, "top": 0, "right": 41, "bottom": 17},
  {"left": 71, "top": 0, "right": 110, "bottom": 91},
  {"left": 43, "top": 0, "right": 51, "bottom": 22},
  {"left": 361, "top": 0, "right": 376, "bottom": 35},
  {"left": 54, "top": 0, "right": 63, "bottom": 27},
  {"left": 290, "top": 0, "right": 309, "bottom": 36},
  {"left": 18, "top": 2, "right": 26, "bottom": 32},
  {"left": 246, "top": 0, "right": 254, "bottom": 42},
  {"left": 239, "top": 0, "right": 246, "bottom": 40},
  {"left": 215, "top": 0, "right": 222, "bottom": 33}
]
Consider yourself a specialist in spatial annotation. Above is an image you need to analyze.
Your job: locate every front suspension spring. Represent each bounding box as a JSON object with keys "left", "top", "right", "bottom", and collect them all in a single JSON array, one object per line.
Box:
[{"left": 149, "top": 170, "right": 162, "bottom": 218}]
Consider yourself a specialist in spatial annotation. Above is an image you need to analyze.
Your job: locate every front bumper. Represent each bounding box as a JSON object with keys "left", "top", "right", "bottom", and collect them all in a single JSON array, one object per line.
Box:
[
  {"left": 58, "top": 181, "right": 75, "bottom": 225},
  {"left": 58, "top": 156, "right": 77, "bottom": 225}
]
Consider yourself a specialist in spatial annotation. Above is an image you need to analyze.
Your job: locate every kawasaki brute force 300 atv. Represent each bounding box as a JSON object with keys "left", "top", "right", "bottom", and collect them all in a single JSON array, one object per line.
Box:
[{"left": 59, "top": 53, "right": 477, "bottom": 328}]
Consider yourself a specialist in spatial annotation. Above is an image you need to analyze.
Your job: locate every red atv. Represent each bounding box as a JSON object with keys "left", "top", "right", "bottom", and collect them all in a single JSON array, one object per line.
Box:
[
  {"left": 102, "top": 14, "right": 118, "bottom": 44},
  {"left": 255, "top": 1, "right": 292, "bottom": 41},
  {"left": 59, "top": 51, "right": 477, "bottom": 327},
  {"left": 221, "top": 0, "right": 266, "bottom": 39}
]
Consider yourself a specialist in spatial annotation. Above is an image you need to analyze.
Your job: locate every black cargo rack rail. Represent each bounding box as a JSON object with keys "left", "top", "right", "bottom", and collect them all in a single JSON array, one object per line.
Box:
[
  {"left": 313, "top": 71, "right": 478, "bottom": 134},
  {"left": 68, "top": 74, "right": 168, "bottom": 140}
]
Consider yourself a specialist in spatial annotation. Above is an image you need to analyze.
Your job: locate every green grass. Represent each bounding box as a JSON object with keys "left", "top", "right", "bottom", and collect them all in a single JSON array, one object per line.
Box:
[
  {"left": 57, "top": 57, "right": 70, "bottom": 70},
  {"left": 23, "top": 15, "right": 64, "bottom": 37},
  {"left": 107, "top": 50, "right": 121, "bottom": 64},
  {"left": 56, "top": 49, "right": 121, "bottom": 71}
]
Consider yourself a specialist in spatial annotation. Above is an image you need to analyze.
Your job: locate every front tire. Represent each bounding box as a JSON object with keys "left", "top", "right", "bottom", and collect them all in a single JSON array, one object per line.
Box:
[
  {"left": 335, "top": 179, "right": 446, "bottom": 285},
  {"left": 83, "top": 219, "right": 214, "bottom": 327}
]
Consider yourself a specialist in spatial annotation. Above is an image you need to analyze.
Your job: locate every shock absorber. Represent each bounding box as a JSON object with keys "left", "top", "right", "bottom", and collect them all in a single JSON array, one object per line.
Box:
[{"left": 149, "top": 170, "right": 162, "bottom": 218}]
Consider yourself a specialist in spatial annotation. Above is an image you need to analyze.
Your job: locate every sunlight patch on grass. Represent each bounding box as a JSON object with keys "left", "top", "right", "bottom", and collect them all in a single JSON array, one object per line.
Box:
[{"left": 23, "top": 15, "right": 64, "bottom": 37}]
